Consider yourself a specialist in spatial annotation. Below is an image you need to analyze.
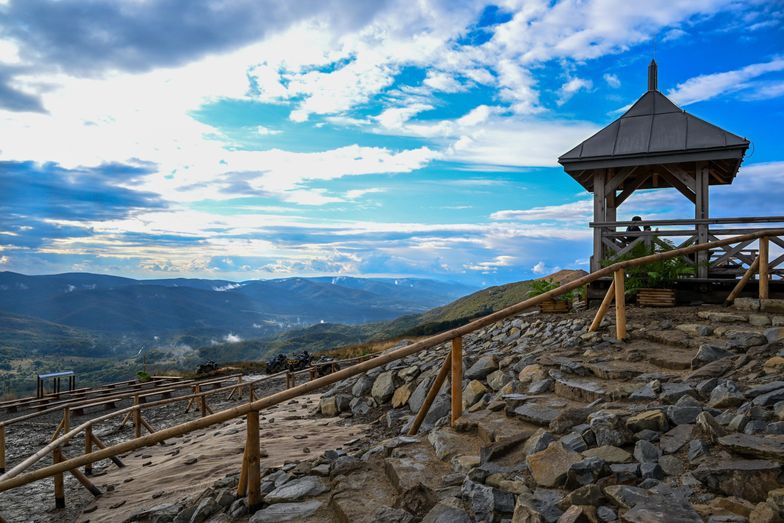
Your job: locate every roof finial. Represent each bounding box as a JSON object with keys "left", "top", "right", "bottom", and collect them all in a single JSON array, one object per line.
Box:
[{"left": 648, "top": 58, "right": 658, "bottom": 91}]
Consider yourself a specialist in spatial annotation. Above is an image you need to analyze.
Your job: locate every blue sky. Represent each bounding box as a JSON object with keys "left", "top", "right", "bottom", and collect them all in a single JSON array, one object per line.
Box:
[{"left": 0, "top": 0, "right": 782, "bottom": 286}]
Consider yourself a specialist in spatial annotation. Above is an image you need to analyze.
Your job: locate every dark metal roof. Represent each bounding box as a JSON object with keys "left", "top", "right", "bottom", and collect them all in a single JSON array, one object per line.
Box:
[{"left": 558, "top": 61, "right": 749, "bottom": 188}]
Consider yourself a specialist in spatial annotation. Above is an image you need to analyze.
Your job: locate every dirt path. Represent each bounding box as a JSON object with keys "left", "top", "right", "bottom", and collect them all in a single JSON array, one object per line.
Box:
[{"left": 78, "top": 395, "right": 368, "bottom": 523}]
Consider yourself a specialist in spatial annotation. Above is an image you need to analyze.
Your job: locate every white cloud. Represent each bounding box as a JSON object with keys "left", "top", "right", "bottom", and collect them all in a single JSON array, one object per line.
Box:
[
  {"left": 345, "top": 188, "right": 385, "bottom": 199},
  {"left": 0, "top": 255, "right": 8, "bottom": 264},
  {"left": 224, "top": 333, "right": 242, "bottom": 343},
  {"left": 256, "top": 125, "right": 282, "bottom": 135},
  {"left": 464, "top": 255, "right": 516, "bottom": 272},
  {"left": 423, "top": 71, "right": 466, "bottom": 92},
  {"left": 557, "top": 77, "right": 593, "bottom": 105},
  {"left": 531, "top": 261, "right": 546, "bottom": 274},
  {"left": 603, "top": 73, "right": 621, "bottom": 88},
  {"left": 491, "top": 199, "right": 593, "bottom": 222},
  {"left": 667, "top": 57, "right": 784, "bottom": 106}
]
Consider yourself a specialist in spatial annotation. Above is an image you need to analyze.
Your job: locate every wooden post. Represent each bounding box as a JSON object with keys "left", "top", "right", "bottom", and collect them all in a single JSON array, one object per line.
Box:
[
  {"left": 63, "top": 407, "right": 70, "bottom": 434},
  {"left": 84, "top": 425, "right": 93, "bottom": 475},
  {"left": 199, "top": 388, "right": 208, "bottom": 418},
  {"left": 245, "top": 411, "right": 261, "bottom": 510},
  {"left": 89, "top": 434, "right": 125, "bottom": 469},
  {"left": 408, "top": 354, "right": 451, "bottom": 436},
  {"left": 53, "top": 447, "right": 65, "bottom": 508},
  {"left": 695, "top": 162, "right": 710, "bottom": 279},
  {"left": 592, "top": 170, "right": 607, "bottom": 272},
  {"left": 0, "top": 425, "right": 5, "bottom": 474},
  {"left": 589, "top": 280, "right": 615, "bottom": 332},
  {"left": 450, "top": 337, "right": 462, "bottom": 426},
  {"left": 760, "top": 236, "right": 769, "bottom": 299},
  {"left": 614, "top": 269, "right": 626, "bottom": 340},
  {"left": 725, "top": 256, "right": 760, "bottom": 304},
  {"left": 133, "top": 395, "right": 142, "bottom": 438},
  {"left": 248, "top": 384, "right": 255, "bottom": 402}
]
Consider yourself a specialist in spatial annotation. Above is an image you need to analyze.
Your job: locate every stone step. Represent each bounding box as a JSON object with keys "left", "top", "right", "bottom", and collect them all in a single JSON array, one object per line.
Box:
[
  {"left": 585, "top": 359, "right": 661, "bottom": 380},
  {"left": 457, "top": 408, "right": 539, "bottom": 444},
  {"left": 329, "top": 460, "right": 400, "bottom": 523},
  {"left": 629, "top": 340, "right": 695, "bottom": 371},
  {"left": 384, "top": 440, "right": 454, "bottom": 517},
  {"left": 551, "top": 374, "right": 638, "bottom": 403}
]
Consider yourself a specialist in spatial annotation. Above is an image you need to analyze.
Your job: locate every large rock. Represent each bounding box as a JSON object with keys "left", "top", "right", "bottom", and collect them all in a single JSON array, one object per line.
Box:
[
  {"left": 513, "top": 403, "right": 560, "bottom": 426},
  {"left": 264, "top": 476, "right": 329, "bottom": 503},
  {"left": 249, "top": 500, "right": 322, "bottom": 522},
  {"left": 461, "top": 478, "right": 514, "bottom": 522},
  {"left": 765, "top": 327, "right": 784, "bottom": 343},
  {"left": 691, "top": 344, "right": 733, "bottom": 368},
  {"left": 421, "top": 501, "right": 472, "bottom": 523},
  {"left": 486, "top": 370, "right": 509, "bottom": 391},
  {"left": 526, "top": 442, "right": 582, "bottom": 487},
  {"left": 590, "top": 410, "right": 631, "bottom": 447},
  {"left": 709, "top": 381, "right": 745, "bottom": 408},
  {"left": 626, "top": 410, "right": 668, "bottom": 433},
  {"left": 718, "top": 433, "right": 784, "bottom": 461},
  {"left": 391, "top": 382, "right": 415, "bottom": 409},
  {"left": 319, "top": 396, "right": 338, "bottom": 417},
  {"left": 583, "top": 445, "right": 632, "bottom": 464},
  {"left": 463, "top": 380, "right": 487, "bottom": 409},
  {"left": 372, "top": 371, "right": 397, "bottom": 403},
  {"left": 693, "top": 459, "right": 782, "bottom": 502},
  {"left": 352, "top": 375, "right": 373, "bottom": 397},
  {"left": 466, "top": 355, "right": 499, "bottom": 380},
  {"left": 621, "top": 499, "right": 702, "bottom": 523}
]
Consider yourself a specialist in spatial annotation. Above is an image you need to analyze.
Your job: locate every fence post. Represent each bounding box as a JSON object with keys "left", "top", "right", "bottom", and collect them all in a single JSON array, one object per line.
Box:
[
  {"left": 614, "top": 269, "right": 627, "bottom": 340},
  {"left": 0, "top": 424, "right": 5, "bottom": 474},
  {"left": 133, "top": 395, "right": 142, "bottom": 438},
  {"left": 245, "top": 411, "right": 261, "bottom": 510},
  {"left": 53, "top": 446, "right": 65, "bottom": 508},
  {"left": 408, "top": 354, "right": 451, "bottom": 436},
  {"left": 451, "top": 337, "right": 462, "bottom": 426},
  {"left": 84, "top": 424, "right": 93, "bottom": 475},
  {"left": 760, "top": 236, "right": 769, "bottom": 299}
]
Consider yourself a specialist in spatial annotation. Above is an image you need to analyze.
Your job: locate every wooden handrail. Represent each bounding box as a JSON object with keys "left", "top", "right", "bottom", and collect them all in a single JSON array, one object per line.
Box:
[
  {"left": 0, "top": 229, "right": 782, "bottom": 498},
  {"left": 591, "top": 216, "right": 784, "bottom": 228}
]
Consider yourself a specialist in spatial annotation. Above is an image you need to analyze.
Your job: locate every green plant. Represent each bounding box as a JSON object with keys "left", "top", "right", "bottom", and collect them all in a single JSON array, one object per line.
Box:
[
  {"left": 136, "top": 370, "right": 151, "bottom": 382},
  {"left": 603, "top": 241, "right": 695, "bottom": 296},
  {"left": 527, "top": 278, "right": 574, "bottom": 302}
]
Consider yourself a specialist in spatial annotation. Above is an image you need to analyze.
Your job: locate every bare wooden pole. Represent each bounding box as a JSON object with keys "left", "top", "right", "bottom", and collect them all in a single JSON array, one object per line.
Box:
[
  {"left": 68, "top": 467, "right": 101, "bottom": 497},
  {"left": 133, "top": 396, "right": 142, "bottom": 438},
  {"left": 760, "top": 236, "right": 769, "bottom": 299},
  {"left": 89, "top": 434, "right": 125, "bottom": 469},
  {"left": 140, "top": 416, "right": 157, "bottom": 436},
  {"left": 84, "top": 425, "right": 92, "bottom": 475},
  {"left": 725, "top": 256, "right": 760, "bottom": 304},
  {"left": 53, "top": 447, "right": 65, "bottom": 508},
  {"left": 50, "top": 418, "right": 64, "bottom": 442},
  {"left": 408, "top": 354, "right": 451, "bottom": 436},
  {"left": 0, "top": 425, "right": 5, "bottom": 474},
  {"left": 245, "top": 411, "right": 261, "bottom": 510},
  {"left": 236, "top": 443, "right": 249, "bottom": 497},
  {"left": 198, "top": 386, "right": 207, "bottom": 418},
  {"left": 614, "top": 269, "right": 627, "bottom": 340},
  {"left": 589, "top": 280, "right": 615, "bottom": 332},
  {"left": 450, "top": 337, "right": 462, "bottom": 427}
]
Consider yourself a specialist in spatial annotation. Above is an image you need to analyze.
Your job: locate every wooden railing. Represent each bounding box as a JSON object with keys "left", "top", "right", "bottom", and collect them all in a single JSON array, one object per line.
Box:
[
  {"left": 590, "top": 216, "right": 784, "bottom": 278},
  {"left": 0, "top": 229, "right": 782, "bottom": 517}
]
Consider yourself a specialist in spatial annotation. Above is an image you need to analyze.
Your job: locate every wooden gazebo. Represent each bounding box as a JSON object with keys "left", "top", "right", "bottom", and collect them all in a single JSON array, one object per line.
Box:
[{"left": 558, "top": 60, "right": 783, "bottom": 300}]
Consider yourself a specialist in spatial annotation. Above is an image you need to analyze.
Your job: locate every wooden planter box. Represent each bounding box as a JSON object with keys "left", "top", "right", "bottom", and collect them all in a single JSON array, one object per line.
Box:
[
  {"left": 540, "top": 299, "right": 570, "bottom": 313},
  {"left": 637, "top": 288, "right": 676, "bottom": 307}
]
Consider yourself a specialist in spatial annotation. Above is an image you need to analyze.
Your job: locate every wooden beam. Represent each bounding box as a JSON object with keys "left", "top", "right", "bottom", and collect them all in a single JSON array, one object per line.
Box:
[
  {"left": 90, "top": 434, "right": 125, "bottom": 469},
  {"left": 451, "top": 337, "right": 462, "bottom": 427},
  {"left": 605, "top": 166, "right": 636, "bottom": 194},
  {"left": 614, "top": 269, "right": 627, "bottom": 340},
  {"left": 592, "top": 170, "right": 607, "bottom": 271},
  {"left": 408, "top": 354, "right": 451, "bottom": 436},
  {"left": 236, "top": 443, "right": 249, "bottom": 497},
  {"left": 245, "top": 411, "right": 261, "bottom": 510},
  {"left": 725, "top": 256, "right": 760, "bottom": 305},
  {"left": 133, "top": 396, "right": 141, "bottom": 438},
  {"left": 760, "top": 236, "right": 769, "bottom": 299},
  {"left": 84, "top": 425, "right": 92, "bottom": 476},
  {"left": 696, "top": 162, "right": 710, "bottom": 279},
  {"left": 658, "top": 171, "right": 696, "bottom": 204},
  {"left": 660, "top": 164, "right": 696, "bottom": 191},
  {"left": 615, "top": 172, "right": 651, "bottom": 206},
  {"left": 589, "top": 280, "right": 615, "bottom": 332}
]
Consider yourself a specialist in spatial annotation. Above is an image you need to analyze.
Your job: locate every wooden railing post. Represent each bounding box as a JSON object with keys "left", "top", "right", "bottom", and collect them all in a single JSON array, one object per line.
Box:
[
  {"left": 589, "top": 280, "right": 615, "bottom": 332},
  {"left": 0, "top": 425, "right": 5, "bottom": 474},
  {"left": 614, "top": 269, "right": 627, "bottom": 340},
  {"left": 451, "top": 337, "right": 462, "bottom": 426},
  {"left": 408, "top": 354, "right": 451, "bottom": 436},
  {"left": 199, "top": 387, "right": 208, "bottom": 418},
  {"left": 725, "top": 256, "right": 760, "bottom": 304},
  {"left": 84, "top": 425, "right": 92, "bottom": 475},
  {"left": 245, "top": 411, "right": 261, "bottom": 510},
  {"left": 760, "top": 236, "right": 769, "bottom": 299},
  {"left": 53, "top": 447, "right": 64, "bottom": 508},
  {"left": 133, "top": 395, "right": 141, "bottom": 438}
]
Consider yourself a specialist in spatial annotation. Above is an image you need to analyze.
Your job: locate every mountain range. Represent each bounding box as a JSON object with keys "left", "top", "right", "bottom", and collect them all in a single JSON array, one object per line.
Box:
[{"left": 0, "top": 272, "right": 476, "bottom": 340}]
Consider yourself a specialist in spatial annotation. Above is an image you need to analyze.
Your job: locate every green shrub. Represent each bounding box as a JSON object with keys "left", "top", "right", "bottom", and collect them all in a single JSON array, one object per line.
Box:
[
  {"left": 603, "top": 241, "right": 695, "bottom": 296},
  {"left": 527, "top": 278, "right": 574, "bottom": 302},
  {"left": 136, "top": 370, "right": 151, "bottom": 382}
]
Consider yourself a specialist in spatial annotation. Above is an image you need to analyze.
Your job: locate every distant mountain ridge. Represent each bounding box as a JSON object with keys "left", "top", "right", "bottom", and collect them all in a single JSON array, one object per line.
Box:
[{"left": 0, "top": 272, "right": 477, "bottom": 337}]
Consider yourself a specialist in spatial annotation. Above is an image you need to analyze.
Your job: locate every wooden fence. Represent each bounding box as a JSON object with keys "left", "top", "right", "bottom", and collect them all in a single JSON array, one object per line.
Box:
[{"left": 0, "top": 229, "right": 781, "bottom": 517}]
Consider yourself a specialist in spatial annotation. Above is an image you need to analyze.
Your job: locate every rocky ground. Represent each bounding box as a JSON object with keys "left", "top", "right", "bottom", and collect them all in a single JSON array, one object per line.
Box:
[{"left": 4, "top": 298, "right": 784, "bottom": 522}]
